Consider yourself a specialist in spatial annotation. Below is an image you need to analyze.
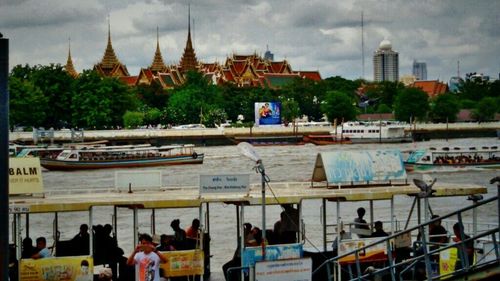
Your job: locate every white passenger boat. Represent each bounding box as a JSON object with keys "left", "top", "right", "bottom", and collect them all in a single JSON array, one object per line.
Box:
[
  {"left": 331, "top": 121, "right": 412, "bottom": 143},
  {"left": 404, "top": 145, "right": 500, "bottom": 171},
  {"left": 39, "top": 144, "right": 204, "bottom": 170}
]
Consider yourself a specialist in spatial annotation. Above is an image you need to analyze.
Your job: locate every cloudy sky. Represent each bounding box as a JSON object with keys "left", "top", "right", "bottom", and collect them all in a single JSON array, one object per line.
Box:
[{"left": 1, "top": 0, "right": 499, "bottom": 82}]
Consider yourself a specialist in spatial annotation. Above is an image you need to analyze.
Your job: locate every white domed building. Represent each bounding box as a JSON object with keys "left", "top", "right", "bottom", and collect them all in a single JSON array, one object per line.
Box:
[{"left": 373, "top": 39, "right": 399, "bottom": 82}]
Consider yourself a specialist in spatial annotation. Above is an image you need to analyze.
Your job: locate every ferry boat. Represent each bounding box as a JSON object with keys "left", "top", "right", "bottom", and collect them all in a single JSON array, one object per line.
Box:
[
  {"left": 332, "top": 121, "right": 412, "bottom": 143},
  {"left": 405, "top": 145, "right": 500, "bottom": 171},
  {"left": 39, "top": 144, "right": 203, "bottom": 170}
]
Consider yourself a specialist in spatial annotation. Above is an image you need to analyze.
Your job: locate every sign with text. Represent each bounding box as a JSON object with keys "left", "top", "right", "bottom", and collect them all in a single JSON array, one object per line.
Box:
[
  {"left": 159, "top": 250, "right": 204, "bottom": 277},
  {"left": 20, "top": 256, "right": 93, "bottom": 281},
  {"left": 9, "top": 157, "right": 44, "bottom": 195},
  {"left": 199, "top": 174, "right": 249, "bottom": 194},
  {"left": 255, "top": 258, "right": 312, "bottom": 281},
  {"left": 115, "top": 170, "right": 162, "bottom": 190},
  {"left": 243, "top": 243, "right": 303, "bottom": 268}
]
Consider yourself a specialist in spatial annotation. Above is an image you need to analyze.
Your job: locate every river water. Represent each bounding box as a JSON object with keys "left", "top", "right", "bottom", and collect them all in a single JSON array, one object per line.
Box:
[{"left": 18, "top": 137, "right": 500, "bottom": 271}]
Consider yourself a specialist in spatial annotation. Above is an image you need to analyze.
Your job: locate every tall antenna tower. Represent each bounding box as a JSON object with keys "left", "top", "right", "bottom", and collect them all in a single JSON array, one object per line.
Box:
[{"left": 361, "top": 11, "right": 365, "bottom": 79}]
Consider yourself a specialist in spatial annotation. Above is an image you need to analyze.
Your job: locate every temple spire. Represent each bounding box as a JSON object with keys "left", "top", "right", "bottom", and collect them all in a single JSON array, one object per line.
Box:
[
  {"left": 101, "top": 15, "right": 120, "bottom": 68},
  {"left": 149, "top": 26, "right": 167, "bottom": 72},
  {"left": 179, "top": 3, "right": 198, "bottom": 72},
  {"left": 65, "top": 37, "right": 78, "bottom": 78},
  {"left": 93, "top": 15, "right": 130, "bottom": 77}
]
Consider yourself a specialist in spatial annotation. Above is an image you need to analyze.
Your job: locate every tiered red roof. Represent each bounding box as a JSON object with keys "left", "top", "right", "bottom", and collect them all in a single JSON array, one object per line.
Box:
[{"left": 411, "top": 80, "right": 449, "bottom": 98}]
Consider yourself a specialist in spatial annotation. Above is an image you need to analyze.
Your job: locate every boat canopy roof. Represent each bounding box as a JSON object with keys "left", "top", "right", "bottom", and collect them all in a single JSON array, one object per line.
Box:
[
  {"left": 312, "top": 150, "right": 407, "bottom": 186},
  {"left": 9, "top": 181, "right": 487, "bottom": 214},
  {"left": 67, "top": 144, "right": 193, "bottom": 153}
]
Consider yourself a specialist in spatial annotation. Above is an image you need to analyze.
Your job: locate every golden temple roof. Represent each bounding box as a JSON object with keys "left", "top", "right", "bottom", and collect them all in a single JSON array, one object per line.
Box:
[
  {"left": 64, "top": 38, "right": 78, "bottom": 78},
  {"left": 149, "top": 27, "right": 167, "bottom": 73},
  {"left": 179, "top": 4, "right": 198, "bottom": 73}
]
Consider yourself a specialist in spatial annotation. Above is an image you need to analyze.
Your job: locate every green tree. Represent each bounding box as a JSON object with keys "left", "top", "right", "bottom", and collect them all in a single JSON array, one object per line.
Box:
[
  {"left": 283, "top": 78, "right": 325, "bottom": 121},
  {"left": 430, "top": 93, "right": 460, "bottom": 122},
  {"left": 472, "top": 97, "right": 498, "bottom": 122},
  {"left": 321, "top": 90, "right": 357, "bottom": 123},
  {"left": 71, "top": 71, "right": 138, "bottom": 129},
  {"left": 393, "top": 87, "right": 429, "bottom": 122},
  {"left": 365, "top": 81, "right": 404, "bottom": 108},
  {"left": 204, "top": 107, "right": 228, "bottom": 127},
  {"left": 123, "top": 111, "right": 144, "bottom": 128},
  {"left": 281, "top": 98, "right": 300, "bottom": 126},
  {"left": 376, "top": 104, "right": 392, "bottom": 114},
  {"left": 9, "top": 76, "right": 49, "bottom": 128}
]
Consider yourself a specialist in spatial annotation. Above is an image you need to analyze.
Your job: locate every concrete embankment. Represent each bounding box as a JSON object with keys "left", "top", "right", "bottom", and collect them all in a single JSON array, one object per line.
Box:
[{"left": 9, "top": 122, "right": 500, "bottom": 146}]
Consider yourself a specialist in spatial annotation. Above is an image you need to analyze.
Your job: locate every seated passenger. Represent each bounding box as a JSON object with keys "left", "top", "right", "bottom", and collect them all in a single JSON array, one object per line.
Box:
[
  {"left": 170, "top": 219, "right": 187, "bottom": 250},
  {"left": 371, "top": 221, "right": 389, "bottom": 237},
  {"left": 31, "top": 237, "right": 51, "bottom": 259}
]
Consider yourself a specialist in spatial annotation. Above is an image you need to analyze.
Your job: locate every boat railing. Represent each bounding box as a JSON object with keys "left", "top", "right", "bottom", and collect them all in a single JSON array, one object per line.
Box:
[
  {"left": 325, "top": 220, "right": 498, "bottom": 248},
  {"left": 314, "top": 195, "right": 499, "bottom": 281}
]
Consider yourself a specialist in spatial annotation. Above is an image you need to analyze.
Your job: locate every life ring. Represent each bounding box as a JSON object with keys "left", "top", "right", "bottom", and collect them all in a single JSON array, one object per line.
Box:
[{"left": 192, "top": 152, "right": 198, "bottom": 159}]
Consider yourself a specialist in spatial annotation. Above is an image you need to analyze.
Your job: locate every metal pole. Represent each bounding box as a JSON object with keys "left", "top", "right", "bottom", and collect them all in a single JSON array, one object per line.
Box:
[
  {"left": 133, "top": 208, "right": 138, "bottom": 246},
  {"left": 322, "top": 199, "right": 327, "bottom": 252},
  {"left": 26, "top": 214, "right": 29, "bottom": 238},
  {"left": 336, "top": 199, "right": 341, "bottom": 281},
  {"left": 151, "top": 209, "right": 156, "bottom": 235},
  {"left": 298, "top": 202, "right": 302, "bottom": 242},
  {"left": 89, "top": 207, "right": 93, "bottom": 256},
  {"left": 390, "top": 197, "right": 394, "bottom": 233},
  {"left": 240, "top": 205, "right": 245, "bottom": 281},
  {"left": 259, "top": 161, "right": 266, "bottom": 259},
  {"left": 16, "top": 213, "right": 21, "bottom": 262},
  {"left": 369, "top": 200, "right": 374, "bottom": 229},
  {"left": 0, "top": 35, "right": 10, "bottom": 281},
  {"left": 113, "top": 206, "right": 117, "bottom": 241}
]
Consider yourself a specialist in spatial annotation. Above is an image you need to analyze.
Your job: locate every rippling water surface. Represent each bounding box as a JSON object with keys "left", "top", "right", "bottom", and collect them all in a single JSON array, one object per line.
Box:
[{"left": 21, "top": 137, "right": 500, "bottom": 270}]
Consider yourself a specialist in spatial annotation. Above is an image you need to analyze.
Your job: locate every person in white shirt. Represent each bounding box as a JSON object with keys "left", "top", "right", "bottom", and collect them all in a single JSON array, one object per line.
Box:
[{"left": 127, "top": 234, "right": 167, "bottom": 281}]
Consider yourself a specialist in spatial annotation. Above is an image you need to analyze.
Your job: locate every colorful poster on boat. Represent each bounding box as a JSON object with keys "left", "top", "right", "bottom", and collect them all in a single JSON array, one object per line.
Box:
[
  {"left": 243, "top": 243, "right": 303, "bottom": 268},
  {"left": 439, "top": 247, "right": 458, "bottom": 279},
  {"left": 19, "top": 256, "right": 93, "bottom": 281},
  {"left": 255, "top": 258, "right": 312, "bottom": 281},
  {"left": 312, "top": 150, "right": 407, "bottom": 185},
  {"left": 255, "top": 102, "right": 281, "bottom": 126},
  {"left": 159, "top": 250, "right": 204, "bottom": 277},
  {"left": 338, "top": 238, "right": 388, "bottom": 264},
  {"left": 9, "top": 157, "right": 44, "bottom": 195}
]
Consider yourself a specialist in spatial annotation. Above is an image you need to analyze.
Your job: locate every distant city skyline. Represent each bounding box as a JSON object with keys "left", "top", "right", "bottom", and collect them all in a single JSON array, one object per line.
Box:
[{"left": 1, "top": 0, "right": 498, "bottom": 82}]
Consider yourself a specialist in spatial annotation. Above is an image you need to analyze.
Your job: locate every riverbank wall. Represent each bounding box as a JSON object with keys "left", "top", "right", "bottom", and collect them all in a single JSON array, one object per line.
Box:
[{"left": 9, "top": 122, "right": 500, "bottom": 146}]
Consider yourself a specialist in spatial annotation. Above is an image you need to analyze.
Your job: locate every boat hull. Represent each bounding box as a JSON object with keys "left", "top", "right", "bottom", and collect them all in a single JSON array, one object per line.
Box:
[
  {"left": 40, "top": 154, "right": 204, "bottom": 171},
  {"left": 405, "top": 161, "right": 500, "bottom": 172}
]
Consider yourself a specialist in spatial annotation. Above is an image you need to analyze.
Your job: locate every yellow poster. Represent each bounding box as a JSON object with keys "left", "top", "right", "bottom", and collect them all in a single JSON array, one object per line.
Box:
[
  {"left": 9, "top": 157, "right": 44, "bottom": 194},
  {"left": 20, "top": 256, "right": 93, "bottom": 281},
  {"left": 160, "top": 250, "right": 204, "bottom": 277},
  {"left": 439, "top": 248, "right": 457, "bottom": 279}
]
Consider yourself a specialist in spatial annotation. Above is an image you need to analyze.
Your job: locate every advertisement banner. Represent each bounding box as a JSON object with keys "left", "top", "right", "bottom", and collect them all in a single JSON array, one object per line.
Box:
[
  {"left": 255, "top": 258, "right": 312, "bottom": 281},
  {"left": 254, "top": 102, "right": 281, "bottom": 126},
  {"left": 9, "top": 157, "right": 44, "bottom": 195},
  {"left": 439, "top": 247, "right": 458, "bottom": 279},
  {"left": 20, "top": 256, "right": 93, "bottom": 281},
  {"left": 160, "top": 250, "right": 204, "bottom": 277},
  {"left": 338, "top": 238, "right": 388, "bottom": 264},
  {"left": 243, "top": 243, "right": 303, "bottom": 268}
]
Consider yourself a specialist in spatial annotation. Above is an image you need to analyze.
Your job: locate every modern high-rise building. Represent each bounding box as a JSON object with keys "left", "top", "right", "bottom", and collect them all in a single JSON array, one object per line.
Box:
[
  {"left": 373, "top": 39, "right": 399, "bottom": 82},
  {"left": 264, "top": 45, "right": 274, "bottom": 61},
  {"left": 412, "top": 60, "right": 427, "bottom": 80}
]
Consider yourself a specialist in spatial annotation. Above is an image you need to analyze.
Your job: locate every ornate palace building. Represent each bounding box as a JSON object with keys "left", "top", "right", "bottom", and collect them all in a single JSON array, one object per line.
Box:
[{"left": 65, "top": 8, "right": 321, "bottom": 88}]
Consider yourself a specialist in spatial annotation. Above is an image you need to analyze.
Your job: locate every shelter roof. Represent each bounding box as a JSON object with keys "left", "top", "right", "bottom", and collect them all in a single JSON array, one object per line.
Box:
[{"left": 9, "top": 182, "right": 486, "bottom": 213}]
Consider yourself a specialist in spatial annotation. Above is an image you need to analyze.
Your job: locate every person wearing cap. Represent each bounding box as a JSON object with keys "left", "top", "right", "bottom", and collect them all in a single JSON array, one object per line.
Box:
[{"left": 127, "top": 233, "right": 167, "bottom": 281}]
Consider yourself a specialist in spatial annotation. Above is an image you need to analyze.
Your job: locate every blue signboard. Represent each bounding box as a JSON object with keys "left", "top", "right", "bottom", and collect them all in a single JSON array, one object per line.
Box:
[
  {"left": 312, "top": 149, "right": 407, "bottom": 185},
  {"left": 242, "top": 243, "right": 303, "bottom": 268},
  {"left": 255, "top": 102, "right": 281, "bottom": 125}
]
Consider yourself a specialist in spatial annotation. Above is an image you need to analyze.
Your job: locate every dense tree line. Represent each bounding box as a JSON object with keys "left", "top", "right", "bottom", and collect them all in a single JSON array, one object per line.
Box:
[{"left": 8, "top": 63, "right": 499, "bottom": 130}]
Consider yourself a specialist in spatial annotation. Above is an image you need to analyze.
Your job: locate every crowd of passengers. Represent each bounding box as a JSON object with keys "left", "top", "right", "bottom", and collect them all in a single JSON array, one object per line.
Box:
[
  {"left": 433, "top": 154, "right": 499, "bottom": 164},
  {"left": 15, "top": 218, "right": 201, "bottom": 281}
]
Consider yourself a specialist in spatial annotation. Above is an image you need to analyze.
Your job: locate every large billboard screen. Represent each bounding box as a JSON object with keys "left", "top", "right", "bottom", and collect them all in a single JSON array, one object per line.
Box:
[{"left": 254, "top": 102, "right": 281, "bottom": 125}]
